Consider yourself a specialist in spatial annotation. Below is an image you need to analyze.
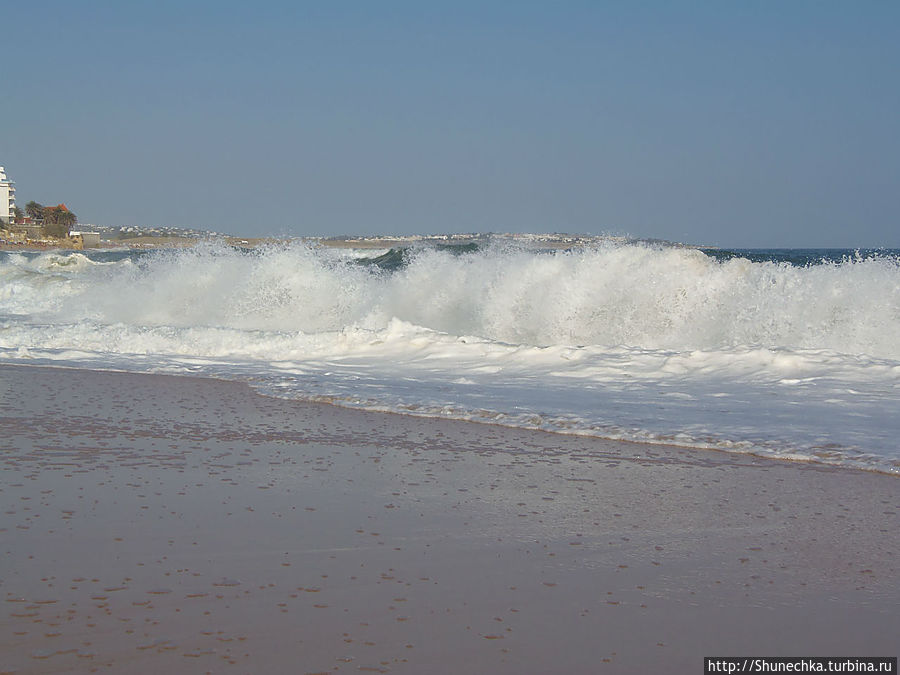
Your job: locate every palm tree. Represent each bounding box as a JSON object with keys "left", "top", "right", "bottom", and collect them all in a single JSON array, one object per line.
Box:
[
  {"left": 25, "top": 201, "right": 44, "bottom": 221},
  {"left": 41, "top": 205, "right": 77, "bottom": 238},
  {"left": 59, "top": 209, "right": 77, "bottom": 229}
]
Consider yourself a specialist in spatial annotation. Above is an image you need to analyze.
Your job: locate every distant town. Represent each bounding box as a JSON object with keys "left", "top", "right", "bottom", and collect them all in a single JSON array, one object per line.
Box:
[
  {"left": 1, "top": 219, "right": 627, "bottom": 252},
  {"left": 0, "top": 164, "right": 244, "bottom": 250},
  {"left": 2, "top": 164, "right": 673, "bottom": 251}
]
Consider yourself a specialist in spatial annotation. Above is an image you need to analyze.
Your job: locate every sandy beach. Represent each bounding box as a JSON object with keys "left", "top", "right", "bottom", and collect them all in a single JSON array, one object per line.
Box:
[{"left": 1, "top": 364, "right": 897, "bottom": 674}]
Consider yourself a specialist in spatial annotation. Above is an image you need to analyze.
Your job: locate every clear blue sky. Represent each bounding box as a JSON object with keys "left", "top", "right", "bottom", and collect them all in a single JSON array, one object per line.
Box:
[{"left": 3, "top": 1, "right": 898, "bottom": 246}]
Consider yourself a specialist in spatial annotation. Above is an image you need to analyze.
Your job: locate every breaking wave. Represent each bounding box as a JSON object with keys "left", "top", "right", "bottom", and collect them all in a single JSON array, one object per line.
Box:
[
  {"left": 2, "top": 240, "right": 899, "bottom": 473},
  {"left": 3, "top": 241, "right": 899, "bottom": 358}
]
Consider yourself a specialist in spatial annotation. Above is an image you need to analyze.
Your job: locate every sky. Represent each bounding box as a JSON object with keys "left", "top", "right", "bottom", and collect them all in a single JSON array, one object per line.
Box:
[{"left": 2, "top": 1, "right": 898, "bottom": 247}]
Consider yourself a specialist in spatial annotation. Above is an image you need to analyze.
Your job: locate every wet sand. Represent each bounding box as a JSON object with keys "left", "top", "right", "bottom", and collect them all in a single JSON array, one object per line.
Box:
[{"left": 1, "top": 364, "right": 897, "bottom": 674}]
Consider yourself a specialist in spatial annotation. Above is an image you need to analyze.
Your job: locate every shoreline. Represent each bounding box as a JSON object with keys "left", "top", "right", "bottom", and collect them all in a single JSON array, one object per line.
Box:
[
  {"left": 0, "top": 233, "right": 666, "bottom": 253},
  {"left": 2, "top": 363, "right": 898, "bottom": 672},
  {"left": 9, "top": 361, "right": 899, "bottom": 478}
]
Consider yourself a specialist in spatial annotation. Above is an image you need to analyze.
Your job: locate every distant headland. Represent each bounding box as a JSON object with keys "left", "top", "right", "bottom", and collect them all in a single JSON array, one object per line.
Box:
[
  {"left": 1, "top": 165, "right": 697, "bottom": 252},
  {"left": 0, "top": 224, "right": 659, "bottom": 252},
  {"left": 1, "top": 165, "right": 688, "bottom": 252}
]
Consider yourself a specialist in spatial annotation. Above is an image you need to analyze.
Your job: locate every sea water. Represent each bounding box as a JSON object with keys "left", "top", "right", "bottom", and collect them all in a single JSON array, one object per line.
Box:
[{"left": 1, "top": 239, "right": 898, "bottom": 474}]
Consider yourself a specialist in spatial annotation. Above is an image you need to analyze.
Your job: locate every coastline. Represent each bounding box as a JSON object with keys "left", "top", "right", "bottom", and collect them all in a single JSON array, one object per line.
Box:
[
  {"left": 2, "top": 364, "right": 897, "bottom": 673},
  {"left": 0, "top": 232, "right": 640, "bottom": 253},
  {"left": 0, "top": 236, "right": 206, "bottom": 252}
]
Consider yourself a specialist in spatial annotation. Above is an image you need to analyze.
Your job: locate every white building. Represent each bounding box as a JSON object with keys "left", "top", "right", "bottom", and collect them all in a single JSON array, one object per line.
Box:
[{"left": 0, "top": 166, "right": 15, "bottom": 225}]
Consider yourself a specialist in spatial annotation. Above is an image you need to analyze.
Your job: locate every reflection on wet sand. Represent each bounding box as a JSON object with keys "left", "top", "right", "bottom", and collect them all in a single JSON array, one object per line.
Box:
[{"left": 2, "top": 364, "right": 898, "bottom": 673}]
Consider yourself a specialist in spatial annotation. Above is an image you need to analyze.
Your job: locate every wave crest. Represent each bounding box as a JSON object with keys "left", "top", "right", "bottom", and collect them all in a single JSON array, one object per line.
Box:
[{"left": 3, "top": 241, "right": 899, "bottom": 358}]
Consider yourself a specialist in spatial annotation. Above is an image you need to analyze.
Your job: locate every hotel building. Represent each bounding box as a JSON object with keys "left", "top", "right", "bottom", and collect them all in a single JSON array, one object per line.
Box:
[{"left": 0, "top": 166, "right": 15, "bottom": 224}]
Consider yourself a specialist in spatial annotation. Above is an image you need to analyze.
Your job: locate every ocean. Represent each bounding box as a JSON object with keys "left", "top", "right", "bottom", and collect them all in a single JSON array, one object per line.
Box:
[{"left": 1, "top": 238, "right": 898, "bottom": 474}]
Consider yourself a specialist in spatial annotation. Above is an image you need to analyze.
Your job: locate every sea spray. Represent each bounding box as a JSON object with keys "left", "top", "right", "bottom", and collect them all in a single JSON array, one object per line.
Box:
[{"left": 6, "top": 241, "right": 899, "bottom": 357}]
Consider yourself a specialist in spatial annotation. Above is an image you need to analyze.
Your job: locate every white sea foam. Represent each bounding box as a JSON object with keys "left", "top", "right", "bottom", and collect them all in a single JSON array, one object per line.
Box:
[{"left": 1, "top": 242, "right": 898, "bottom": 473}]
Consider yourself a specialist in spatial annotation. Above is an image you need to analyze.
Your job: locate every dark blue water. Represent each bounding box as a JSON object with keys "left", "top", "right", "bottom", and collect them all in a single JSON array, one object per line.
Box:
[
  {"left": 351, "top": 243, "right": 900, "bottom": 271},
  {"left": 698, "top": 248, "right": 900, "bottom": 267},
  {"left": 5, "top": 242, "right": 898, "bottom": 271}
]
